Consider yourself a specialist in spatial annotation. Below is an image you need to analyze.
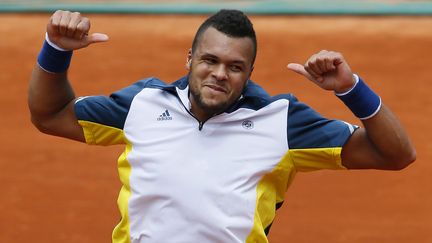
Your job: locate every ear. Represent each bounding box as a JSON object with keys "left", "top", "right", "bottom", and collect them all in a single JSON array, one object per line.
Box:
[{"left": 185, "top": 49, "right": 192, "bottom": 70}]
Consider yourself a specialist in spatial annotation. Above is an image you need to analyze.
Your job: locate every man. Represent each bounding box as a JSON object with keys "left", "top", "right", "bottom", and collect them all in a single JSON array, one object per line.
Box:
[{"left": 29, "top": 9, "right": 415, "bottom": 243}]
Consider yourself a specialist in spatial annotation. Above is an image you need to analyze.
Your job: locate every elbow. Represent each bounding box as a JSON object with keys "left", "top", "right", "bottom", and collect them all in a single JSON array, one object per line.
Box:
[
  {"left": 400, "top": 149, "right": 417, "bottom": 170},
  {"left": 30, "top": 115, "right": 54, "bottom": 135},
  {"left": 29, "top": 103, "right": 51, "bottom": 134},
  {"left": 386, "top": 147, "right": 417, "bottom": 171}
]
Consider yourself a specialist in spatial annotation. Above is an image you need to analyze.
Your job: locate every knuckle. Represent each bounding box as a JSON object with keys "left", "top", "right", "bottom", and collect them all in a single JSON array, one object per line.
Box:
[
  {"left": 50, "top": 21, "right": 59, "bottom": 27},
  {"left": 331, "top": 51, "right": 341, "bottom": 57},
  {"left": 59, "top": 21, "right": 68, "bottom": 28},
  {"left": 59, "top": 10, "right": 71, "bottom": 16},
  {"left": 80, "top": 18, "right": 90, "bottom": 28},
  {"left": 307, "top": 60, "right": 317, "bottom": 67},
  {"left": 76, "top": 25, "right": 86, "bottom": 32}
]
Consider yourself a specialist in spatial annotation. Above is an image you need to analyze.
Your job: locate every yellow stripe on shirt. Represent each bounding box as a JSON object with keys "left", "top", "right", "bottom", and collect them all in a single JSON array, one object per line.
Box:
[
  {"left": 112, "top": 141, "right": 133, "bottom": 243},
  {"left": 246, "top": 152, "right": 296, "bottom": 242},
  {"left": 290, "top": 147, "right": 347, "bottom": 172},
  {"left": 246, "top": 147, "right": 346, "bottom": 241},
  {"left": 78, "top": 120, "right": 125, "bottom": 145}
]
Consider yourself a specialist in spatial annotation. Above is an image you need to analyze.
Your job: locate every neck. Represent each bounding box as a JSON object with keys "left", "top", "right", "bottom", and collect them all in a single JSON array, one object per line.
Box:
[{"left": 189, "top": 101, "right": 214, "bottom": 122}]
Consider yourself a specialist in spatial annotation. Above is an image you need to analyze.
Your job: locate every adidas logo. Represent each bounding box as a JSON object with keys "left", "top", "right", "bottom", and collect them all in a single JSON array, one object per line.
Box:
[{"left": 157, "top": 109, "right": 173, "bottom": 121}]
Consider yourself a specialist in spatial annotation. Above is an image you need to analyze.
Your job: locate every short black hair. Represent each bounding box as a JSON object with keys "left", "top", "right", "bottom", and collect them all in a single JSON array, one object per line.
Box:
[{"left": 191, "top": 9, "right": 257, "bottom": 65}]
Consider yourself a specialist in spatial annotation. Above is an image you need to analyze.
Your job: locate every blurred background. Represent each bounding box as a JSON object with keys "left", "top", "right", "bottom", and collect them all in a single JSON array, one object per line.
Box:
[{"left": 2, "top": 0, "right": 432, "bottom": 15}]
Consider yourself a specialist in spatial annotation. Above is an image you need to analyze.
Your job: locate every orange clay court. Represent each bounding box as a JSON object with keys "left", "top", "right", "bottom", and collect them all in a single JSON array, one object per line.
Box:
[{"left": 1, "top": 13, "right": 431, "bottom": 242}]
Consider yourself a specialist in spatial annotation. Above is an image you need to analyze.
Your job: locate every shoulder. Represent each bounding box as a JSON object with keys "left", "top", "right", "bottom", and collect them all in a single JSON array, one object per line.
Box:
[
  {"left": 120, "top": 77, "right": 172, "bottom": 93},
  {"left": 109, "top": 76, "right": 184, "bottom": 101},
  {"left": 74, "top": 77, "right": 179, "bottom": 130},
  {"left": 239, "top": 80, "right": 298, "bottom": 110}
]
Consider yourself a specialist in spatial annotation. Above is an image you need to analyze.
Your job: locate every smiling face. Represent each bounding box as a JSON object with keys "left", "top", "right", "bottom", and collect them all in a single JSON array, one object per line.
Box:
[{"left": 187, "top": 27, "right": 255, "bottom": 121}]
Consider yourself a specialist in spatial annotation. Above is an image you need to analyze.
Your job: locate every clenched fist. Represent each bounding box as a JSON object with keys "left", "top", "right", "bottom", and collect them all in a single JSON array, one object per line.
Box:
[
  {"left": 47, "top": 10, "right": 109, "bottom": 50},
  {"left": 287, "top": 50, "right": 356, "bottom": 93}
]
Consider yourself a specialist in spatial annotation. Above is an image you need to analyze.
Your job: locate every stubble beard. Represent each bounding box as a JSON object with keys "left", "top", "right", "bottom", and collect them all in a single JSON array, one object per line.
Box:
[{"left": 189, "top": 83, "right": 231, "bottom": 116}]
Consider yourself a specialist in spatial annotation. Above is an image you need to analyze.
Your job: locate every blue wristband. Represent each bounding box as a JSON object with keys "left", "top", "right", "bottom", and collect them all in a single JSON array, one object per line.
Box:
[
  {"left": 37, "top": 39, "right": 73, "bottom": 73},
  {"left": 336, "top": 75, "right": 381, "bottom": 120}
]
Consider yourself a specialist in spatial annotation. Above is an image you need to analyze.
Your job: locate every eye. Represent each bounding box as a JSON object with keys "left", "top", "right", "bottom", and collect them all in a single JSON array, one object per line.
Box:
[
  {"left": 230, "top": 65, "right": 242, "bottom": 72},
  {"left": 204, "top": 58, "right": 217, "bottom": 65}
]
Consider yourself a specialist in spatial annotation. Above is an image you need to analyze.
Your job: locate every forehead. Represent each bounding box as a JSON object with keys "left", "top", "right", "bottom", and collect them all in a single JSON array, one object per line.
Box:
[{"left": 194, "top": 27, "right": 254, "bottom": 64}]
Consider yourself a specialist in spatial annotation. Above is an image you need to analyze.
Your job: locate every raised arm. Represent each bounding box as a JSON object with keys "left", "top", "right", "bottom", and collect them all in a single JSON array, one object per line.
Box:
[
  {"left": 28, "top": 10, "right": 108, "bottom": 142},
  {"left": 287, "top": 50, "right": 416, "bottom": 170}
]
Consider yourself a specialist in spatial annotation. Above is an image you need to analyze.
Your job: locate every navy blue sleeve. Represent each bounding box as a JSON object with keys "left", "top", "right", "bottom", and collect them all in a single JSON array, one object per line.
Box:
[
  {"left": 286, "top": 94, "right": 358, "bottom": 150},
  {"left": 74, "top": 77, "right": 157, "bottom": 129}
]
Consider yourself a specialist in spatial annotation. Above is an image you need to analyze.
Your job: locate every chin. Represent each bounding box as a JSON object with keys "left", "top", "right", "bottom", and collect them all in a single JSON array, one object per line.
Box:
[{"left": 200, "top": 98, "right": 230, "bottom": 114}]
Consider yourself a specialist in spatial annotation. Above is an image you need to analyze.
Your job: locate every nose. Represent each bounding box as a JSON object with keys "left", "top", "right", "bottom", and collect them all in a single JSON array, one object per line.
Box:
[{"left": 212, "top": 64, "right": 228, "bottom": 81}]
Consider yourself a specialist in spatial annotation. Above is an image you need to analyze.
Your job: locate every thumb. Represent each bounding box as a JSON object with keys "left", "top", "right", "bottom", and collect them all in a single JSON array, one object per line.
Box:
[
  {"left": 287, "top": 63, "right": 314, "bottom": 81},
  {"left": 84, "top": 33, "right": 109, "bottom": 46}
]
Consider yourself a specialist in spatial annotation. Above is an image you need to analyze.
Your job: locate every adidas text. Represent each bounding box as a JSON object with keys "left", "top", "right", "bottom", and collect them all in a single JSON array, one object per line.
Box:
[{"left": 157, "top": 109, "right": 173, "bottom": 121}]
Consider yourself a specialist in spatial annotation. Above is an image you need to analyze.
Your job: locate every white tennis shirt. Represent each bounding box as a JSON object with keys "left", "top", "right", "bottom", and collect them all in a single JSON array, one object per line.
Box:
[{"left": 75, "top": 76, "right": 356, "bottom": 243}]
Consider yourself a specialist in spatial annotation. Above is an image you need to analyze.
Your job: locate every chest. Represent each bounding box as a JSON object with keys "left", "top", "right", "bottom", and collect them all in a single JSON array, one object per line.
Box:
[{"left": 123, "top": 89, "right": 289, "bottom": 165}]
